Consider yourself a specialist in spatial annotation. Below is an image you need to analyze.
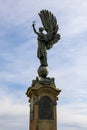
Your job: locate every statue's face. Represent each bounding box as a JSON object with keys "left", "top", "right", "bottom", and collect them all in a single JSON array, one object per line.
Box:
[{"left": 39, "top": 27, "right": 44, "bottom": 32}]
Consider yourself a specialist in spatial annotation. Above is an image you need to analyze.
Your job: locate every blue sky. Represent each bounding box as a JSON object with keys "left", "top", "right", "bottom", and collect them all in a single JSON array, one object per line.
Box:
[{"left": 0, "top": 0, "right": 87, "bottom": 130}]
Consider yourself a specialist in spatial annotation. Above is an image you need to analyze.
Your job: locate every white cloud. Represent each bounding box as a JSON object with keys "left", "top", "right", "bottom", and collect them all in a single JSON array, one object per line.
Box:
[
  {"left": 0, "top": 87, "right": 28, "bottom": 116},
  {"left": 58, "top": 103, "right": 87, "bottom": 130},
  {"left": 0, "top": 87, "right": 29, "bottom": 130}
]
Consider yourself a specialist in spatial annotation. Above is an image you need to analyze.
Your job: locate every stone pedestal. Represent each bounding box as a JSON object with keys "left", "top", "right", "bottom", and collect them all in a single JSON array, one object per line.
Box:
[{"left": 26, "top": 77, "right": 61, "bottom": 130}]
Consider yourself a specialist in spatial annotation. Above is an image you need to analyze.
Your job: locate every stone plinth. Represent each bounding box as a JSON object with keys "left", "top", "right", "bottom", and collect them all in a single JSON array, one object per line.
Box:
[{"left": 26, "top": 77, "right": 61, "bottom": 130}]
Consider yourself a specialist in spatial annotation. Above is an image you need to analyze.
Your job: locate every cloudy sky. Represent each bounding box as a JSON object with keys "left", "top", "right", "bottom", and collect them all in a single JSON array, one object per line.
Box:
[{"left": 0, "top": 0, "right": 87, "bottom": 130}]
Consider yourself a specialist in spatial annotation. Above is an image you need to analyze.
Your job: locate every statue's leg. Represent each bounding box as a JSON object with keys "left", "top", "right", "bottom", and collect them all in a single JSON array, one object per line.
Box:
[{"left": 40, "top": 56, "right": 48, "bottom": 66}]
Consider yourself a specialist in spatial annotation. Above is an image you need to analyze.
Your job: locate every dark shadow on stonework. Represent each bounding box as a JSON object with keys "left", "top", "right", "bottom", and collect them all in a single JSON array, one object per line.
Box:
[{"left": 38, "top": 96, "right": 53, "bottom": 120}]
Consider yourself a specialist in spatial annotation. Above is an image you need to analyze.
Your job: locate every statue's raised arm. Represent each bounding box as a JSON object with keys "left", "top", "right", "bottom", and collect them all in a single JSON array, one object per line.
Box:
[{"left": 32, "top": 10, "right": 60, "bottom": 70}]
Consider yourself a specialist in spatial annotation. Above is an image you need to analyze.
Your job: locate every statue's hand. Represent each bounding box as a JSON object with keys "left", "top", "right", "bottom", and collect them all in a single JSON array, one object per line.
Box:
[
  {"left": 32, "top": 23, "right": 34, "bottom": 27},
  {"left": 32, "top": 21, "right": 36, "bottom": 26}
]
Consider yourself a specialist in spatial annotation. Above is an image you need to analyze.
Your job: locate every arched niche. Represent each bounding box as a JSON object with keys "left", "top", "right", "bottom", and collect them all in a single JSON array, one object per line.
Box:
[{"left": 38, "top": 96, "right": 53, "bottom": 120}]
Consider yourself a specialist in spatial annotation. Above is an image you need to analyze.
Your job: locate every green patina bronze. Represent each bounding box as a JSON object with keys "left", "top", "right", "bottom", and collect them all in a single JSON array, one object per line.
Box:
[{"left": 32, "top": 10, "right": 60, "bottom": 67}]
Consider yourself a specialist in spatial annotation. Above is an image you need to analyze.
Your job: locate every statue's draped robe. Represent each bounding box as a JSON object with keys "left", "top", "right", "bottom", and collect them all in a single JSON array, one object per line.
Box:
[{"left": 37, "top": 33, "right": 47, "bottom": 66}]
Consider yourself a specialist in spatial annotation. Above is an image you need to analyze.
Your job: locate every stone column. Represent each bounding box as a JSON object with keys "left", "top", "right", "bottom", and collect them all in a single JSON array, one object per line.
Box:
[{"left": 26, "top": 77, "right": 61, "bottom": 130}]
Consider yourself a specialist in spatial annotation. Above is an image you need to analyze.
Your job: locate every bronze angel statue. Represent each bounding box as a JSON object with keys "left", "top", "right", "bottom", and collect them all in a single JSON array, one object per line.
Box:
[{"left": 32, "top": 10, "right": 60, "bottom": 67}]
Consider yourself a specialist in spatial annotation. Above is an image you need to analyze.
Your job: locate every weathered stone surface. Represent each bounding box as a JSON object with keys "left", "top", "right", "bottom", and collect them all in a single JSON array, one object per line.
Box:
[{"left": 26, "top": 80, "right": 61, "bottom": 130}]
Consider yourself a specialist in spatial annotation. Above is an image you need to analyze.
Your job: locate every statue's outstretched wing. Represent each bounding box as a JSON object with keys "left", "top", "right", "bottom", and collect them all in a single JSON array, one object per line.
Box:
[{"left": 39, "top": 10, "right": 60, "bottom": 49}]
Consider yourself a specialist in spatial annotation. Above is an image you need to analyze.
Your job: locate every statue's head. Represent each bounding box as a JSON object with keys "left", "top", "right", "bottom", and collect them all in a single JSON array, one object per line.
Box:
[{"left": 39, "top": 27, "right": 44, "bottom": 32}]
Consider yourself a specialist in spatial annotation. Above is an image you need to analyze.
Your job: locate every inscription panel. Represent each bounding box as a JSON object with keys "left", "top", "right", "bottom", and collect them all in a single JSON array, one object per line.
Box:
[{"left": 38, "top": 96, "right": 53, "bottom": 120}]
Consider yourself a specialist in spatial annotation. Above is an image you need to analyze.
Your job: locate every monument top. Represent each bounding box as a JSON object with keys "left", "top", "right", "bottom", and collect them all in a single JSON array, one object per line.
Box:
[{"left": 32, "top": 10, "right": 60, "bottom": 78}]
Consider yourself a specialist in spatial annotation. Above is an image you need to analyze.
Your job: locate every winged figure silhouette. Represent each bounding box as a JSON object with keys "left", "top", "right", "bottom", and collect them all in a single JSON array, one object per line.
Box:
[{"left": 32, "top": 10, "right": 60, "bottom": 67}]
